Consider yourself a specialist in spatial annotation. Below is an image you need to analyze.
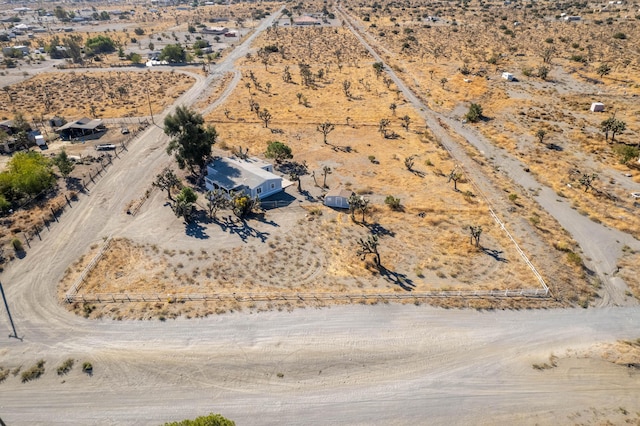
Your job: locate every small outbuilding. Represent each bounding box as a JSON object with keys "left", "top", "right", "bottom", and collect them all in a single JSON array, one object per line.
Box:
[
  {"left": 590, "top": 102, "right": 605, "bottom": 112},
  {"left": 502, "top": 72, "right": 514, "bottom": 81},
  {"left": 324, "top": 188, "right": 354, "bottom": 209}
]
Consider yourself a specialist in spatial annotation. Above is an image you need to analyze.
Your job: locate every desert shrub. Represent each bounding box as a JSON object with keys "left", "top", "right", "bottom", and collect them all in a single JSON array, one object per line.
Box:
[
  {"left": 613, "top": 145, "right": 639, "bottom": 164},
  {"left": 21, "top": 360, "right": 45, "bottom": 382},
  {"left": 82, "top": 362, "right": 93, "bottom": 374},
  {"left": 0, "top": 368, "right": 9, "bottom": 383},
  {"left": 368, "top": 155, "right": 376, "bottom": 163},
  {"left": 134, "top": 27, "right": 144, "bottom": 36},
  {"left": 384, "top": 195, "right": 402, "bottom": 210},
  {"left": 570, "top": 54, "right": 587, "bottom": 63},
  {"left": 163, "top": 413, "right": 235, "bottom": 426},
  {"left": 57, "top": 358, "right": 74, "bottom": 376},
  {"left": 566, "top": 251, "right": 583, "bottom": 267},
  {"left": 11, "top": 238, "right": 23, "bottom": 252},
  {"left": 508, "top": 193, "right": 518, "bottom": 202},
  {"left": 612, "top": 32, "right": 626, "bottom": 39},
  {"left": 0, "top": 194, "right": 10, "bottom": 213},
  {"left": 465, "top": 103, "right": 483, "bottom": 123}
]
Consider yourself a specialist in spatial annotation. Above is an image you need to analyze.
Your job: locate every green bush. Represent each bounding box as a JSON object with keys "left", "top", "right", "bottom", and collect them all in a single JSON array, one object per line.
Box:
[
  {"left": 612, "top": 32, "right": 627, "bottom": 40},
  {"left": 82, "top": 362, "right": 93, "bottom": 374},
  {"left": 384, "top": 195, "right": 402, "bottom": 210},
  {"left": 465, "top": 103, "right": 483, "bottom": 123},
  {"left": 567, "top": 251, "right": 583, "bottom": 267},
  {"left": 164, "top": 413, "right": 235, "bottom": 426},
  {"left": 613, "top": 144, "right": 638, "bottom": 164},
  {"left": 57, "top": 358, "right": 74, "bottom": 375},
  {"left": 0, "top": 194, "right": 10, "bottom": 213},
  {"left": 12, "top": 238, "right": 23, "bottom": 252}
]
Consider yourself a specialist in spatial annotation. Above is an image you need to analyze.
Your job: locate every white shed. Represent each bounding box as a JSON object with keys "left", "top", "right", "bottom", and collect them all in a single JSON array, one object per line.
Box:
[
  {"left": 324, "top": 188, "right": 353, "bottom": 209},
  {"left": 590, "top": 102, "right": 605, "bottom": 112},
  {"left": 35, "top": 135, "right": 46, "bottom": 146},
  {"left": 502, "top": 72, "right": 514, "bottom": 81}
]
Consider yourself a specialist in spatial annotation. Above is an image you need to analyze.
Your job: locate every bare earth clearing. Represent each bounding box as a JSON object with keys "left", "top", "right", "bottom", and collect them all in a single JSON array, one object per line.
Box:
[{"left": 0, "top": 2, "right": 639, "bottom": 424}]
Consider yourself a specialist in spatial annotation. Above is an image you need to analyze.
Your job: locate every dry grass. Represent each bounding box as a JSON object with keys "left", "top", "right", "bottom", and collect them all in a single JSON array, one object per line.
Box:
[{"left": 0, "top": 70, "right": 195, "bottom": 121}]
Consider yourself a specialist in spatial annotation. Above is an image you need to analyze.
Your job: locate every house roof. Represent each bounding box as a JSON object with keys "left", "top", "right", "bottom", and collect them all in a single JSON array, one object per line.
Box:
[
  {"left": 57, "top": 118, "right": 103, "bottom": 131},
  {"left": 325, "top": 188, "right": 354, "bottom": 199},
  {"left": 207, "top": 157, "right": 280, "bottom": 192}
]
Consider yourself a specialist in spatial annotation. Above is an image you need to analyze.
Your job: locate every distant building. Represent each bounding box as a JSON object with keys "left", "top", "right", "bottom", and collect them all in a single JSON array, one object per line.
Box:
[
  {"left": 293, "top": 16, "right": 321, "bottom": 26},
  {"left": 202, "top": 26, "right": 228, "bottom": 35},
  {"left": 590, "top": 102, "right": 605, "bottom": 112},
  {"left": 502, "top": 72, "right": 514, "bottom": 81},
  {"left": 55, "top": 118, "right": 105, "bottom": 141},
  {"left": 324, "top": 188, "right": 354, "bottom": 209}
]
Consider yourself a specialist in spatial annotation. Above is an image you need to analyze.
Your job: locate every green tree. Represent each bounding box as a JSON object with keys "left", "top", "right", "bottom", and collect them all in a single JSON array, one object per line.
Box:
[
  {"left": 52, "top": 149, "right": 75, "bottom": 180},
  {"left": 164, "top": 106, "right": 217, "bottom": 175},
  {"left": 317, "top": 122, "right": 335, "bottom": 145},
  {"left": 231, "top": 192, "right": 260, "bottom": 218},
  {"left": 163, "top": 413, "right": 235, "bottom": 426},
  {"left": 264, "top": 141, "right": 292, "bottom": 164},
  {"left": 152, "top": 167, "right": 181, "bottom": 201},
  {"left": 465, "top": 103, "right": 483, "bottom": 123},
  {"left": 160, "top": 44, "right": 186, "bottom": 63},
  {"left": 1, "top": 151, "right": 55, "bottom": 198},
  {"left": 205, "top": 189, "right": 228, "bottom": 219},
  {"left": 357, "top": 234, "right": 380, "bottom": 266},
  {"left": 597, "top": 63, "right": 611, "bottom": 79},
  {"left": 85, "top": 35, "right": 116, "bottom": 55},
  {"left": 134, "top": 27, "right": 145, "bottom": 36},
  {"left": 535, "top": 129, "right": 547, "bottom": 144},
  {"left": 173, "top": 187, "right": 198, "bottom": 221},
  {"left": 372, "top": 61, "right": 384, "bottom": 78}
]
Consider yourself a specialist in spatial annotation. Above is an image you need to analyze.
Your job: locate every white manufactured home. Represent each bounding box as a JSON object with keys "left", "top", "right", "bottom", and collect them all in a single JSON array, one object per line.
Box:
[{"left": 205, "top": 157, "right": 283, "bottom": 200}]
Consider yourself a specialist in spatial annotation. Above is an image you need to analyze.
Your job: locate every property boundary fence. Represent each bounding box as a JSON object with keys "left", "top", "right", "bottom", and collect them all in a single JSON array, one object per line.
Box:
[
  {"left": 65, "top": 287, "right": 551, "bottom": 304},
  {"left": 64, "top": 237, "right": 112, "bottom": 303}
]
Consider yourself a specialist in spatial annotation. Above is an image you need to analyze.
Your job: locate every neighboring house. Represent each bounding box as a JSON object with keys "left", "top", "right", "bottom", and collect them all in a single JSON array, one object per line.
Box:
[
  {"left": 590, "top": 102, "right": 605, "bottom": 112},
  {"left": 2, "top": 45, "right": 29, "bottom": 56},
  {"left": 502, "top": 72, "right": 514, "bottom": 81},
  {"left": 202, "top": 26, "right": 228, "bottom": 35},
  {"left": 324, "top": 188, "right": 354, "bottom": 209},
  {"left": 205, "top": 157, "right": 284, "bottom": 200},
  {"left": 55, "top": 117, "right": 105, "bottom": 140},
  {"left": 294, "top": 16, "right": 321, "bottom": 25}
]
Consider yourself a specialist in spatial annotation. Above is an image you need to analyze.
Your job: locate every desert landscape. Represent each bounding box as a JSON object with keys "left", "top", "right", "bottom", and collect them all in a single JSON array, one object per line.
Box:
[{"left": 0, "top": 0, "right": 639, "bottom": 424}]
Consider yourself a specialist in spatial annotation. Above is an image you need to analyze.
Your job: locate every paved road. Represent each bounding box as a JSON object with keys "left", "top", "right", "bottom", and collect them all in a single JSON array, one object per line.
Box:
[
  {"left": 1, "top": 8, "right": 639, "bottom": 426},
  {"left": 337, "top": 6, "right": 640, "bottom": 306}
]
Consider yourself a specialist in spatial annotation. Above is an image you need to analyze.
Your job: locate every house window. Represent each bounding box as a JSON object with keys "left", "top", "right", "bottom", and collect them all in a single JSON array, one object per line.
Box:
[
  {"left": 256, "top": 187, "right": 262, "bottom": 194},
  {"left": 270, "top": 183, "right": 275, "bottom": 189}
]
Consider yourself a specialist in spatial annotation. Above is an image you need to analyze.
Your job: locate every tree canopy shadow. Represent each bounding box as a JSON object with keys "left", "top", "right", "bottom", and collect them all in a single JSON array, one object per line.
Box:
[
  {"left": 365, "top": 222, "right": 396, "bottom": 237},
  {"left": 482, "top": 247, "right": 508, "bottom": 263},
  {"left": 216, "top": 214, "right": 270, "bottom": 243},
  {"left": 379, "top": 266, "right": 415, "bottom": 291},
  {"left": 65, "top": 176, "right": 86, "bottom": 193},
  {"left": 185, "top": 210, "right": 209, "bottom": 240}
]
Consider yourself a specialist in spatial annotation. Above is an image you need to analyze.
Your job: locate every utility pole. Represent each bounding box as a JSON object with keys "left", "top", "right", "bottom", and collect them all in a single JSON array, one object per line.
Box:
[
  {"left": 0, "top": 280, "right": 19, "bottom": 339},
  {"left": 146, "top": 85, "right": 155, "bottom": 125}
]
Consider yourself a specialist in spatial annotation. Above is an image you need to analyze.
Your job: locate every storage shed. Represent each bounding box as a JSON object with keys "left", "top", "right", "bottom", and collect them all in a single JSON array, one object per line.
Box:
[
  {"left": 590, "top": 102, "right": 605, "bottom": 112},
  {"left": 502, "top": 72, "right": 514, "bottom": 81},
  {"left": 324, "top": 188, "right": 354, "bottom": 209}
]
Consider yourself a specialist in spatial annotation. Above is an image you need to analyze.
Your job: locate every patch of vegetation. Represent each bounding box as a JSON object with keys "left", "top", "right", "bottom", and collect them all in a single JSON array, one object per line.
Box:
[
  {"left": 0, "top": 368, "right": 9, "bottom": 383},
  {"left": 384, "top": 195, "right": 402, "bottom": 210},
  {"left": 163, "top": 413, "right": 235, "bottom": 426},
  {"left": 21, "top": 360, "right": 45, "bottom": 382},
  {"left": 532, "top": 354, "right": 558, "bottom": 370},
  {"left": 82, "top": 361, "right": 93, "bottom": 374},
  {"left": 57, "top": 358, "right": 75, "bottom": 376}
]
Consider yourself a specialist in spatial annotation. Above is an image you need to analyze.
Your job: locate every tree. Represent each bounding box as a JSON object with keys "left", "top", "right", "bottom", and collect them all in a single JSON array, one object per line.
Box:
[
  {"left": 322, "top": 166, "right": 332, "bottom": 188},
  {"left": 231, "top": 191, "right": 260, "bottom": 218},
  {"left": 134, "top": 27, "right": 145, "bottom": 36},
  {"left": 163, "top": 413, "right": 235, "bottom": 426},
  {"left": 578, "top": 173, "right": 598, "bottom": 193},
  {"left": 597, "top": 63, "right": 611, "bottom": 79},
  {"left": 205, "top": 189, "right": 228, "bottom": 219},
  {"left": 440, "top": 77, "right": 447, "bottom": 89},
  {"left": 400, "top": 115, "right": 411, "bottom": 131},
  {"left": 465, "top": 103, "right": 483, "bottom": 123},
  {"left": 610, "top": 119, "right": 626, "bottom": 142},
  {"left": 404, "top": 155, "right": 415, "bottom": 171},
  {"left": 85, "top": 35, "right": 116, "bottom": 55},
  {"left": 264, "top": 141, "right": 292, "bottom": 164},
  {"left": 164, "top": 106, "right": 217, "bottom": 175},
  {"left": 0, "top": 151, "right": 55, "bottom": 198},
  {"left": 385, "top": 195, "right": 401, "bottom": 210},
  {"left": 160, "top": 44, "right": 186, "bottom": 63},
  {"left": 258, "top": 108, "right": 273, "bottom": 128},
  {"left": 357, "top": 234, "right": 380, "bottom": 267},
  {"left": 378, "top": 119, "right": 390, "bottom": 137},
  {"left": 535, "top": 129, "right": 547, "bottom": 145},
  {"left": 448, "top": 168, "right": 462, "bottom": 191},
  {"left": 152, "top": 167, "right": 181, "bottom": 201},
  {"left": 173, "top": 187, "right": 198, "bottom": 221},
  {"left": 373, "top": 62, "right": 384, "bottom": 78},
  {"left": 389, "top": 103, "right": 397, "bottom": 116},
  {"left": 52, "top": 149, "right": 74, "bottom": 180},
  {"left": 317, "top": 122, "right": 335, "bottom": 145},
  {"left": 342, "top": 80, "right": 352, "bottom": 98},
  {"left": 469, "top": 226, "right": 482, "bottom": 247}
]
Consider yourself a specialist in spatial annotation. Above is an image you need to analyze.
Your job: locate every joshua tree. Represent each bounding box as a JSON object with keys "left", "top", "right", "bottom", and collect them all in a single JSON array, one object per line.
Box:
[
  {"left": 258, "top": 108, "right": 273, "bottom": 128},
  {"left": 469, "top": 225, "right": 482, "bottom": 247},
  {"left": 404, "top": 155, "right": 415, "bottom": 171},
  {"left": 232, "top": 146, "right": 249, "bottom": 160},
  {"left": 579, "top": 173, "right": 598, "bottom": 193},
  {"left": 152, "top": 167, "right": 181, "bottom": 201},
  {"left": 322, "top": 166, "right": 332, "bottom": 188},
  {"left": 296, "top": 92, "right": 303, "bottom": 104},
  {"left": 282, "top": 65, "right": 292, "bottom": 83},
  {"left": 440, "top": 77, "right": 447, "bottom": 89},
  {"left": 317, "top": 121, "right": 335, "bottom": 144},
  {"left": 342, "top": 80, "right": 352, "bottom": 99},
  {"left": 535, "top": 129, "right": 547, "bottom": 145},
  {"left": 205, "top": 188, "right": 228, "bottom": 219},
  {"left": 448, "top": 168, "right": 462, "bottom": 191},
  {"left": 610, "top": 119, "right": 626, "bottom": 142},
  {"left": 372, "top": 61, "right": 384, "bottom": 78},
  {"left": 389, "top": 103, "right": 397, "bottom": 116},
  {"left": 401, "top": 115, "right": 411, "bottom": 131},
  {"left": 597, "top": 63, "right": 611, "bottom": 79},
  {"left": 357, "top": 234, "right": 380, "bottom": 267},
  {"left": 378, "top": 119, "right": 390, "bottom": 137}
]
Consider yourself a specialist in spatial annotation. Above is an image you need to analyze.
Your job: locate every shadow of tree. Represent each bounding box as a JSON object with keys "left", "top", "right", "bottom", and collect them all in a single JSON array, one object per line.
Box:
[
  {"left": 379, "top": 266, "right": 415, "bottom": 291},
  {"left": 365, "top": 222, "right": 396, "bottom": 237},
  {"left": 216, "top": 214, "right": 270, "bottom": 243},
  {"left": 482, "top": 247, "right": 508, "bottom": 263}
]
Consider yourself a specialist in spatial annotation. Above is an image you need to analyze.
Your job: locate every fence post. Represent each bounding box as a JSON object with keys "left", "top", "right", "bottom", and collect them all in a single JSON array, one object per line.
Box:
[
  {"left": 34, "top": 226, "right": 41, "bottom": 241},
  {"left": 24, "top": 234, "right": 30, "bottom": 248},
  {"left": 51, "top": 207, "right": 59, "bottom": 222}
]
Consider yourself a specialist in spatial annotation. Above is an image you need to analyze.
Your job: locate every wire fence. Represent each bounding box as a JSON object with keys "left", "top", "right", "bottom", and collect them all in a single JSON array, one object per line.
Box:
[{"left": 65, "top": 287, "right": 551, "bottom": 304}]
